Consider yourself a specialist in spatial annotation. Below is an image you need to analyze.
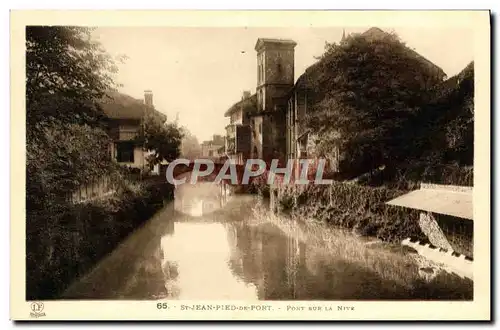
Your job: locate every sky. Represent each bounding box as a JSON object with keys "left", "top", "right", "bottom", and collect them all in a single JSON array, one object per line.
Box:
[{"left": 94, "top": 27, "right": 474, "bottom": 142}]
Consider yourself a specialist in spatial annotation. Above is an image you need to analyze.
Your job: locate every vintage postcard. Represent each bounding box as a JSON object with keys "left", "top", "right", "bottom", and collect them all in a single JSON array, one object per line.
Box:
[{"left": 10, "top": 10, "right": 490, "bottom": 320}]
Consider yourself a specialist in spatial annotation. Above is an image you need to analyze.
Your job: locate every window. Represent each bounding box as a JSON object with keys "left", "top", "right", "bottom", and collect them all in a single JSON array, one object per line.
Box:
[
  {"left": 258, "top": 53, "right": 264, "bottom": 84},
  {"left": 277, "top": 56, "right": 283, "bottom": 75},
  {"left": 258, "top": 53, "right": 265, "bottom": 84},
  {"left": 259, "top": 123, "right": 262, "bottom": 134},
  {"left": 209, "top": 150, "right": 214, "bottom": 157},
  {"left": 116, "top": 141, "right": 135, "bottom": 163}
]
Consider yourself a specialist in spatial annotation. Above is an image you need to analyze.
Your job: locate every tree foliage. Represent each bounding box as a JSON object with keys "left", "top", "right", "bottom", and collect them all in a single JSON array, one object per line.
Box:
[
  {"left": 406, "top": 61, "right": 474, "bottom": 166},
  {"left": 305, "top": 32, "right": 444, "bottom": 176},
  {"left": 26, "top": 123, "right": 116, "bottom": 210},
  {"left": 26, "top": 27, "right": 121, "bottom": 130},
  {"left": 136, "top": 113, "right": 184, "bottom": 166},
  {"left": 26, "top": 26, "right": 120, "bottom": 210},
  {"left": 180, "top": 128, "right": 202, "bottom": 160}
]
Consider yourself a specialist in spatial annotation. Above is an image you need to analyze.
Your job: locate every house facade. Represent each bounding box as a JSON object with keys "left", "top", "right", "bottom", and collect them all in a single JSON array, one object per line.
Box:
[
  {"left": 201, "top": 134, "right": 226, "bottom": 159},
  {"left": 224, "top": 39, "right": 297, "bottom": 165},
  {"left": 224, "top": 92, "right": 254, "bottom": 164},
  {"left": 101, "top": 90, "right": 167, "bottom": 175}
]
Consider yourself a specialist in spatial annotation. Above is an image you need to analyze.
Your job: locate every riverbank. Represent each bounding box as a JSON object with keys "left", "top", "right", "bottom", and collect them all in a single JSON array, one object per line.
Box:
[
  {"left": 251, "top": 197, "right": 473, "bottom": 300},
  {"left": 271, "top": 183, "right": 428, "bottom": 243},
  {"left": 26, "top": 179, "right": 174, "bottom": 300}
]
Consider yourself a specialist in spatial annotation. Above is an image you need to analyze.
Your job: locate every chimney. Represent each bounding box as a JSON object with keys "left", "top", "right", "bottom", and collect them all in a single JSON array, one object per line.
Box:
[
  {"left": 144, "top": 90, "right": 153, "bottom": 107},
  {"left": 242, "top": 90, "right": 251, "bottom": 100}
]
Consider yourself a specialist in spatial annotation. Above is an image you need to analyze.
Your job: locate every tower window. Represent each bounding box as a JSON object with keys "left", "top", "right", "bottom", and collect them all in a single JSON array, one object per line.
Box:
[
  {"left": 277, "top": 58, "right": 283, "bottom": 75},
  {"left": 257, "top": 53, "right": 264, "bottom": 85}
]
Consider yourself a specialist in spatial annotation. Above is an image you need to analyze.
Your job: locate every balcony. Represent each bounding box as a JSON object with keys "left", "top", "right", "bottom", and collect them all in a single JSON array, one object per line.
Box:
[
  {"left": 225, "top": 124, "right": 236, "bottom": 138},
  {"left": 226, "top": 137, "right": 235, "bottom": 154}
]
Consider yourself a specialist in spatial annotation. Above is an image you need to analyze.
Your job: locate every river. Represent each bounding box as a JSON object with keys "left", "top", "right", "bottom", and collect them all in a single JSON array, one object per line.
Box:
[{"left": 62, "top": 181, "right": 473, "bottom": 300}]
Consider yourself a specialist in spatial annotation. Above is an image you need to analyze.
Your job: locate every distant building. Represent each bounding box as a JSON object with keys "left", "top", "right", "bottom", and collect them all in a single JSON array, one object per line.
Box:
[
  {"left": 101, "top": 90, "right": 166, "bottom": 175},
  {"left": 201, "top": 134, "right": 226, "bottom": 159}
]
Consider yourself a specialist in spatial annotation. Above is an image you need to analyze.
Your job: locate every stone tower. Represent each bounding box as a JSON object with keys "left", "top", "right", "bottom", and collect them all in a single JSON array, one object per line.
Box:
[
  {"left": 144, "top": 89, "right": 154, "bottom": 117},
  {"left": 254, "top": 38, "right": 297, "bottom": 162},
  {"left": 144, "top": 90, "right": 153, "bottom": 107}
]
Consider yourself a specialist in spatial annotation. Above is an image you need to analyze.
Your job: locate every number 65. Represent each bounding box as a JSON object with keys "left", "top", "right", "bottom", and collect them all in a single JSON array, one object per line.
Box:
[{"left": 157, "top": 303, "right": 168, "bottom": 309}]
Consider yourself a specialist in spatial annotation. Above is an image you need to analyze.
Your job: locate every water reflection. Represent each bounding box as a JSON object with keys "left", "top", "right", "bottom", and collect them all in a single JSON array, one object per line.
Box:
[
  {"left": 167, "top": 182, "right": 349, "bottom": 300},
  {"left": 160, "top": 222, "right": 258, "bottom": 300},
  {"left": 62, "top": 181, "right": 472, "bottom": 300},
  {"left": 173, "top": 179, "right": 230, "bottom": 217},
  {"left": 168, "top": 182, "right": 405, "bottom": 300}
]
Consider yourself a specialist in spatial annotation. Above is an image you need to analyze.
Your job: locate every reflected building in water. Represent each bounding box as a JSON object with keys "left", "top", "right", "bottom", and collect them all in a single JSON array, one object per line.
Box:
[
  {"left": 173, "top": 178, "right": 231, "bottom": 217},
  {"left": 168, "top": 180, "right": 424, "bottom": 301},
  {"left": 224, "top": 215, "right": 308, "bottom": 300},
  {"left": 62, "top": 179, "right": 472, "bottom": 301},
  {"left": 172, "top": 180, "right": 311, "bottom": 300}
]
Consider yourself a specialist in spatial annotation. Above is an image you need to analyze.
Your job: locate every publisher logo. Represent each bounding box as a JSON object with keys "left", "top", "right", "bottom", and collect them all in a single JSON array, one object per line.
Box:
[{"left": 30, "top": 302, "right": 46, "bottom": 318}]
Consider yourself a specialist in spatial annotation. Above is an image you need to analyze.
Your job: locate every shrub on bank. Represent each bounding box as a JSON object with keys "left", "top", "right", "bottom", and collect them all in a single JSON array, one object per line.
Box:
[
  {"left": 357, "top": 163, "right": 473, "bottom": 189},
  {"left": 26, "top": 180, "right": 174, "bottom": 300},
  {"left": 274, "top": 183, "right": 426, "bottom": 243}
]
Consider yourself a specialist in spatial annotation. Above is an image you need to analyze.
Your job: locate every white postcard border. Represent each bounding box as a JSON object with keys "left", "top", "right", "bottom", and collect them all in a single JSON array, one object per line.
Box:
[{"left": 10, "top": 10, "right": 491, "bottom": 321}]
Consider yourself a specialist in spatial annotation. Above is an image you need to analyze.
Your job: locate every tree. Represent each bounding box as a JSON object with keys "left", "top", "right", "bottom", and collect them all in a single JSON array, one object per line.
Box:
[
  {"left": 408, "top": 61, "right": 474, "bottom": 166},
  {"left": 305, "top": 31, "right": 444, "bottom": 176},
  {"left": 136, "top": 113, "right": 184, "bottom": 166},
  {"left": 180, "top": 128, "right": 202, "bottom": 160},
  {"left": 26, "top": 27, "right": 121, "bottom": 130},
  {"left": 26, "top": 26, "right": 121, "bottom": 210}
]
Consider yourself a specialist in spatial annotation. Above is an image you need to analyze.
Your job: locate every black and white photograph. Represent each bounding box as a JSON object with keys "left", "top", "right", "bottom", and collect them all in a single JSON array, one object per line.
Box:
[{"left": 9, "top": 10, "right": 490, "bottom": 321}]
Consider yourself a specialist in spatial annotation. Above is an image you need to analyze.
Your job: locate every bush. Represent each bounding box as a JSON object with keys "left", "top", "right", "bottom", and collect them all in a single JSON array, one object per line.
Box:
[
  {"left": 274, "top": 183, "right": 426, "bottom": 243},
  {"left": 358, "top": 163, "right": 473, "bottom": 189}
]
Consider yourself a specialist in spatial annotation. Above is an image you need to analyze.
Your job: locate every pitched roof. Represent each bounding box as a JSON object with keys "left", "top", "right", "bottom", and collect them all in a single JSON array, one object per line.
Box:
[
  {"left": 255, "top": 38, "right": 297, "bottom": 51},
  {"left": 291, "top": 27, "right": 447, "bottom": 96},
  {"left": 100, "top": 90, "right": 167, "bottom": 122},
  {"left": 224, "top": 93, "right": 257, "bottom": 117},
  {"left": 361, "top": 27, "right": 446, "bottom": 79},
  {"left": 361, "top": 27, "right": 389, "bottom": 40},
  {"left": 386, "top": 183, "right": 473, "bottom": 220},
  {"left": 294, "top": 61, "right": 322, "bottom": 91}
]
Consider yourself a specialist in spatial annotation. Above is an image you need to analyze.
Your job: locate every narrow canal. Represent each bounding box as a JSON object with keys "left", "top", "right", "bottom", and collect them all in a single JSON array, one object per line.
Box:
[{"left": 62, "top": 181, "right": 472, "bottom": 300}]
